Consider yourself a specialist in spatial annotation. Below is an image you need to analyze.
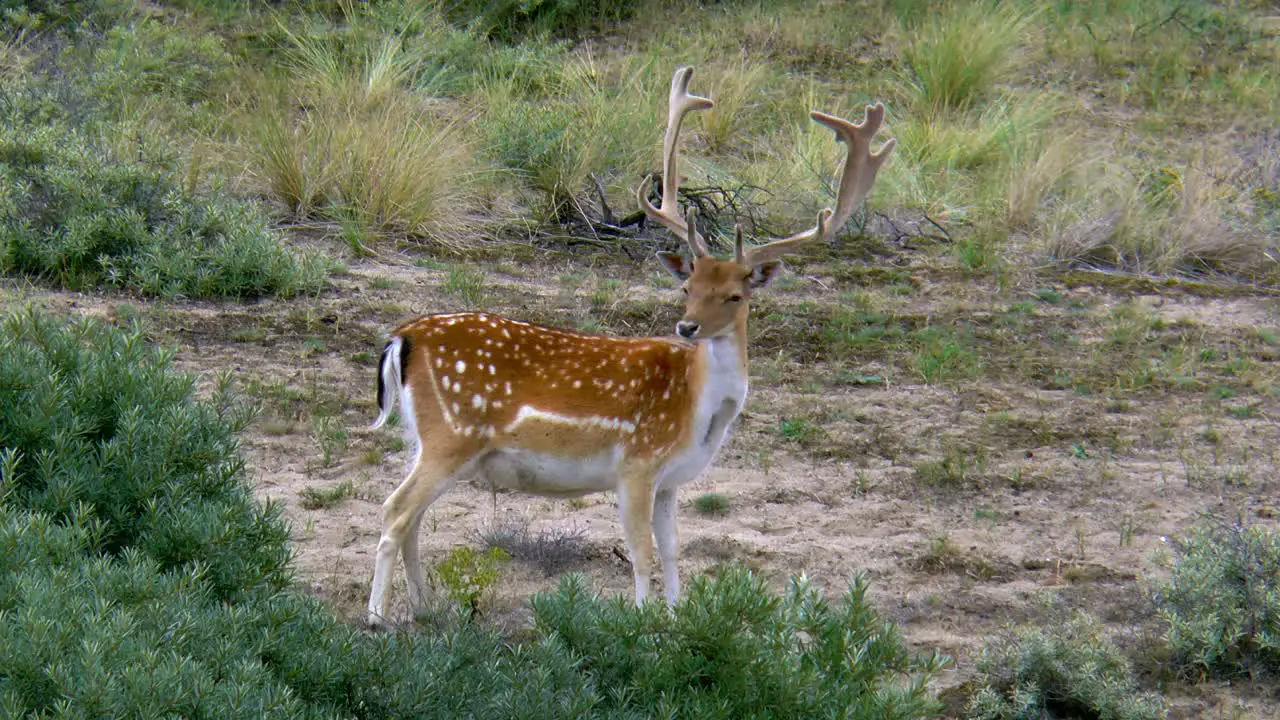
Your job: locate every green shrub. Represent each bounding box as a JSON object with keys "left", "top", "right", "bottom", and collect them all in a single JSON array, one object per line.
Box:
[
  {"left": 0, "top": 310, "right": 290, "bottom": 596},
  {"left": 532, "top": 568, "right": 949, "bottom": 719},
  {"left": 693, "top": 492, "right": 731, "bottom": 516},
  {"left": 1150, "top": 520, "right": 1280, "bottom": 678},
  {"left": 435, "top": 545, "right": 509, "bottom": 617},
  {"left": 0, "top": 116, "right": 328, "bottom": 298},
  {"left": 967, "top": 611, "right": 1166, "bottom": 720}
]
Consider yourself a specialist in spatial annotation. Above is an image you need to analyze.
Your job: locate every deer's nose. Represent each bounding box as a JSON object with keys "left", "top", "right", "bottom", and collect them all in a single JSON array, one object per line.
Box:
[{"left": 676, "top": 321, "right": 700, "bottom": 339}]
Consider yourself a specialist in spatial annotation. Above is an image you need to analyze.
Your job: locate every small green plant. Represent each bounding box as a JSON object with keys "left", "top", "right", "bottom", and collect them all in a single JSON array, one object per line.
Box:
[
  {"left": 776, "top": 416, "right": 820, "bottom": 445},
  {"left": 967, "top": 612, "right": 1166, "bottom": 720},
  {"left": 310, "top": 415, "right": 349, "bottom": 468},
  {"left": 443, "top": 265, "right": 485, "bottom": 305},
  {"left": 298, "top": 480, "right": 354, "bottom": 510},
  {"left": 694, "top": 492, "right": 731, "bottom": 517},
  {"left": 435, "top": 545, "right": 509, "bottom": 617},
  {"left": 1225, "top": 404, "right": 1259, "bottom": 420},
  {"left": 1150, "top": 519, "right": 1280, "bottom": 678},
  {"left": 913, "top": 328, "right": 979, "bottom": 384},
  {"left": 1033, "top": 287, "right": 1062, "bottom": 304},
  {"left": 914, "top": 443, "right": 984, "bottom": 489}
]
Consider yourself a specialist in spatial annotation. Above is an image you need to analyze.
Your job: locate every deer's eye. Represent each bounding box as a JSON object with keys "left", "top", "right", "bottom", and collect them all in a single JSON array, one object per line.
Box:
[
  {"left": 681, "top": 287, "right": 689, "bottom": 295},
  {"left": 726, "top": 294, "right": 743, "bottom": 303}
]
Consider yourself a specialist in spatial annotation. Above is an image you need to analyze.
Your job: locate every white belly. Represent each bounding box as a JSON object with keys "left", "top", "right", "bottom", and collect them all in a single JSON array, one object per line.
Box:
[{"left": 474, "top": 447, "right": 621, "bottom": 497}]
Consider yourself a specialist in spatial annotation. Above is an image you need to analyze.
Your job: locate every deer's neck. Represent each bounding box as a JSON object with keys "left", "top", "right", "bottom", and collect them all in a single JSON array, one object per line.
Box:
[{"left": 689, "top": 317, "right": 749, "bottom": 442}]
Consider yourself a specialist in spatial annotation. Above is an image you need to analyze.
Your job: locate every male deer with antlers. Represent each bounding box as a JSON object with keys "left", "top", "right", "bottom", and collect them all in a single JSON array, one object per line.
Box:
[{"left": 366, "top": 67, "right": 894, "bottom": 628}]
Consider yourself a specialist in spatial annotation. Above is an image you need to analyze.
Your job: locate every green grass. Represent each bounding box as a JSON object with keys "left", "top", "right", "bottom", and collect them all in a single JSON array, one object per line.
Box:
[
  {"left": 694, "top": 492, "right": 732, "bottom": 517},
  {"left": 913, "top": 328, "right": 980, "bottom": 384},
  {"left": 900, "top": 1, "right": 1031, "bottom": 114},
  {"left": 299, "top": 480, "right": 355, "bottom": 510},
  {"left": 443, "top": 265, "right": 486, "bottom": 305},
  {"left": 776, "top": 416, "right": 820, "bottom": 446}
]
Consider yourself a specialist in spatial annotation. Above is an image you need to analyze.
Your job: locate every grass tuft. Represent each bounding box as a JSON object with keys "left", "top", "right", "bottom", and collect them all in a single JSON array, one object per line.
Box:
[
  {"left": 901, "top": 2, "right": 1032, "bottom": 115},
  {"left": 477, "top": 514, "right": 589, "bottom": 577},
  {"left": 298, "top": 480, "right": 354, "bottom": 510},
  {"left": 694, "top": 492, "right": 732, "bottom": 517}
]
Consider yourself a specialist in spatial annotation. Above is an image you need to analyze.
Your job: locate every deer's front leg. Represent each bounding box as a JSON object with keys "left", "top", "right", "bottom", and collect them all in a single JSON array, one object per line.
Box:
[
  {"left": 652, "top": 488, "right": 681, "bottom": 605},
  {"left": 618, "top": 475, "right": 656, "bottom": 605}
]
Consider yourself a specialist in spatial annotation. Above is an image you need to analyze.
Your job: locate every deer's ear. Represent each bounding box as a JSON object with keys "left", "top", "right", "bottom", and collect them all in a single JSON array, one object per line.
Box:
[
  {"left": 748, "top": 261, "right": 784, "bottom": 289},
  {"left": 656, "top": 251, "right": 693, "bottom": 281}
]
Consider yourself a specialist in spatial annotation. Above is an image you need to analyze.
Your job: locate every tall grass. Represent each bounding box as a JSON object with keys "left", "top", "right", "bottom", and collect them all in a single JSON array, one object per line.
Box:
[
  {"left": 1044, "top": 153, "right": 1279, "bottom": 278},
  {"left": 901, "top": 1, "right": 1032, "bottom": 115},
  {"left": 477, "top": 52, "right": 659, "bottom": 221},
  {"left": 250, "top": 16, "right": 483, "bottom": 248}
]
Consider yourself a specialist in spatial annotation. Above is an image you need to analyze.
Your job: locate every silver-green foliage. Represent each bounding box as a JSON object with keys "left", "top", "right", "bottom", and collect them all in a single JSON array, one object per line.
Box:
[
  {"left": 0, "top": 117, "right": 328, "bottom": 299},
  {"left": 533, "top": 569, "right": 951, "bottom": 719},
  {"left": 1151, "top": 520, "right": 1280, "bottom": 677},
  {"left": 967, "top": 612, "right": 1166, "bottom": 720}
]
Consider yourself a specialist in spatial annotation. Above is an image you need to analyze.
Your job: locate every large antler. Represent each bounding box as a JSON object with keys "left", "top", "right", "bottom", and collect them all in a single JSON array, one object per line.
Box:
[
  {"left": 744, "top": 104, "right": 897, "bottom": 265},
  {"left": 636, "top": 67, "right": 715, "bottom": 257}
]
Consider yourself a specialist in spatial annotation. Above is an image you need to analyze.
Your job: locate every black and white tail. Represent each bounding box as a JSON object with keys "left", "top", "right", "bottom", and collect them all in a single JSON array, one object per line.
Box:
[{"left": 372, "top": 336, "right": 407, "bottom": 429}]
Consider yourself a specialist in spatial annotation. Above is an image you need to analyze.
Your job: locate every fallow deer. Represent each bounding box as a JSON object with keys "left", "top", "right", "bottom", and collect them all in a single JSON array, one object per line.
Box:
[{"left": 366, "top": 66, "right": 895, "bottom": 628}]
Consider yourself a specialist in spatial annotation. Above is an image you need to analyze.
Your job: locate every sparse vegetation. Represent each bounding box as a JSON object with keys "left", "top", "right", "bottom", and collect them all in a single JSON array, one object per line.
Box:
[
  {"left": 1150, "top": 519, "right": 1280, "bottom": 679},
  {"left": 967, "top": 612, "right": 1166, "bottom": 720},
  {"left": 477, "top": 514, "right": 590, "bottom": 576},
  {"left": 443, "top": 264, "right": 486, "bottom": 305},
  {"left": 4, "top": 0, "right": 1280, "bottom": 715},
  {"left": 298, "top": 480, "right": 354, "bottom": 510},
  {"left": 694, "top": 492, "right": 732, "bottom": 517}
]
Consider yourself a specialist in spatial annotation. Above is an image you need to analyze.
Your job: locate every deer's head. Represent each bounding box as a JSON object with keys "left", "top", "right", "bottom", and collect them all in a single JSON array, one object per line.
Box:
[{"left": 639, "top": 67, "right": 896, "bottom": 341}]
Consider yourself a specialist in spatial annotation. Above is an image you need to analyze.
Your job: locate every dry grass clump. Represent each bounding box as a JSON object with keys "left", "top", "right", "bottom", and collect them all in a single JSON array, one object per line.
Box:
[
  {"left": 247, "top": 14, "right": 484, "bottom": 249},
  {"left": 1044, "top": 152, "right": 1279, "bottom": 279},
  {"left": 476, "top": 52, "right": 659, "bottom": 222},
  {"left": 899, "top": 1, "right": 1033, "bottom": 116}
]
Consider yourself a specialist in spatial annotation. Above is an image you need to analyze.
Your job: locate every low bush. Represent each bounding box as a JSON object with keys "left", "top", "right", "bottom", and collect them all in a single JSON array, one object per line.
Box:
[
  {"left": 533, "top": 569, "right": 949, "bottom": 718},
  {"left": 478, "top": 514, "right": 589, "bottom": 576},
  {"left": 0, "top": 309, "right": 948, "bottom": 718},
  {"left": 966, "top": 611, "right": 1166, "bottom": 720},
  {"left": 0, "top": 114, "right": 328, "bottom": 298},
  {"left": 1150, "top": 519, "right": 1280, "bottom": 678}
]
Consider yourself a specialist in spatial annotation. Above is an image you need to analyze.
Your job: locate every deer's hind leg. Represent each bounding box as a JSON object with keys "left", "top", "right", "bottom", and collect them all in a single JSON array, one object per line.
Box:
[{"left": 367, "top": 441, "right": 473, "bottom": 629}]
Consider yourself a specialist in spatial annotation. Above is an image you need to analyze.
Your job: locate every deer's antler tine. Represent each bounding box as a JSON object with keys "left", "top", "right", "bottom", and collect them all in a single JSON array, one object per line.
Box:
[
  {"left": 636, "top": 67, "right": 714, "bottom": 257},
  {"left": 744, "top": 102, "right": 894, "bottom": 266},
  {"left": 733, "top": 225, "right": 745, "bottom": 263},
  {"left": 685, "top": 208, "right": 702, "bottom": 258},
  {"left": 811, "top": 104, "right": 897, "bottom": 234}
]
